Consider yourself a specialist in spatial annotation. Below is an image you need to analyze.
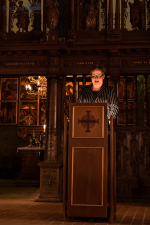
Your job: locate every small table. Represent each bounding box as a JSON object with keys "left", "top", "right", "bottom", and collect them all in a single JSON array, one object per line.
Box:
[{"left": 17, "top": 147, "right": 45, "bottom": 180}]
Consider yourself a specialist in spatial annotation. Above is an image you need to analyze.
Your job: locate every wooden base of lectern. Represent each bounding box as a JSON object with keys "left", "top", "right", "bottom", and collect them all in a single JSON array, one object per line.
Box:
[{"left": 63, "top": 103, "right": 116, "bottom": 223}]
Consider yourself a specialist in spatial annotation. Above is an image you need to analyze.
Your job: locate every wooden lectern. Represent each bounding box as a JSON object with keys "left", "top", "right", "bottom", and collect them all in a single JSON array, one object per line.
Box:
[{"left": 63, "top": 103, "right": 116, "bottom": 223}]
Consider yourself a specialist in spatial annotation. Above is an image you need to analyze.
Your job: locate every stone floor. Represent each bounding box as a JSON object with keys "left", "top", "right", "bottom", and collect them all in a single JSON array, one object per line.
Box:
[{"left": 0, "top": 187, "right": 150, "bottom": 225}]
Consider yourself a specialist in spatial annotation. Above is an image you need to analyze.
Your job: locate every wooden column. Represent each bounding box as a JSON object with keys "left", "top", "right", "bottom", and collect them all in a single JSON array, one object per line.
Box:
[
  {"left": 2, "top": 0, "right": 7, "bottom": 33},
  {"left": 37, "top": 74, "right": 62, "bottom": 202},
  {"left": 45, "top": 77, "right": 58, "bottom": 162},
  {"left": 83, "top": 74, "right": 86, "bottom": 86},
  {"left": 73, "top": 75, "right": 77, "bottom": 102},
  {"left": 115, "top": 0, "right": 120, "bottom": 29},
  {"left": 108, "top": 0, "right": 113, "bottom": 29},
  {"left": 123, "top": 75, "right": 127, "bottom": 126},
  {"left": 77, "top": 0, "right": 80, "bottom": 31},
  {"left": 133, "top": 75, "right": 137, "bottom": 126},
  {"left": 144, "top": 75, "right": 148, "bottom": 126},
  {"left": 71, "top": 0, "right": 75, "bottom": 30}
]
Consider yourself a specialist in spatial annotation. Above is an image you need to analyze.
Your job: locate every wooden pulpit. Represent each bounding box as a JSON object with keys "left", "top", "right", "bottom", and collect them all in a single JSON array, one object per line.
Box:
[{"left": 63, "top": 103, "right": 116, "bottom": 223}]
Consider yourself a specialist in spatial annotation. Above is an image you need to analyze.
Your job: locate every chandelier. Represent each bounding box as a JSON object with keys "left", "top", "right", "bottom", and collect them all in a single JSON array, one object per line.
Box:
[{"left": 26, "top": 76, "right": 47, "bottom": 99}]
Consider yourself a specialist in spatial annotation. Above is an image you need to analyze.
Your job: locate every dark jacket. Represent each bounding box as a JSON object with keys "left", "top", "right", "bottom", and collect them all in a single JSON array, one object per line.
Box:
[{"left": 77, "top": 83, "right": 119, "bottom": 119}]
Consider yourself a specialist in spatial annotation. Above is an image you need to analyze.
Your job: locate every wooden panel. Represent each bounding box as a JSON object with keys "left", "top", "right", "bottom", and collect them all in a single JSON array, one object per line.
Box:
[
  {"left": 67, "top": 103, "right": 108, "bottom": 218},
  {"left": 72, "top": 106, "right": 104, "bottom": 138},
  {"left": 72, "top": 147, "right": 103, "bottom": 206}
]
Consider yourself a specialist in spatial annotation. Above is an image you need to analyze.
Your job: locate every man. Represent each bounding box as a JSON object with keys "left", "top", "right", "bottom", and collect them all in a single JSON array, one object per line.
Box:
[{"left": 77, "top": 65, "right": 119, "bottom": 119}]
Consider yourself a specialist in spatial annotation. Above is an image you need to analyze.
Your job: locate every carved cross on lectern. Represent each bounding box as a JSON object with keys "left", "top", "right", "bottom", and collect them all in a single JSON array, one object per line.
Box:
[{"left": 78, "top": 111, "right": 99, "bottom": 132}]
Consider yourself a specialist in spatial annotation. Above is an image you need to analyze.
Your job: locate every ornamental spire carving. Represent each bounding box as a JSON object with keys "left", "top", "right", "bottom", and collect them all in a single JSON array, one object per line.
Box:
[{"left": 46, "top": 0, "right": 59, "bottom": 31}]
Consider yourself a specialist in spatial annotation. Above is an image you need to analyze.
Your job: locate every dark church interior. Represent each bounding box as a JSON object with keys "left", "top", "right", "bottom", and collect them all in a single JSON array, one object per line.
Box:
[{"left": 0, "top": 0, "right": 150, "bottom": 224}]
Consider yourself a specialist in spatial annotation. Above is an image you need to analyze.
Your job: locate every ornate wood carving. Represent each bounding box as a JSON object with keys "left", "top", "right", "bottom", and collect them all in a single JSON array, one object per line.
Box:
[
  {"left": 147, "top": 0, "right": 150, "bottom": 29},
  {"left": 42, "top": 168, "right": 57, "bottom": 194},
  {"left": 144, "top": 75, "right": 148, "bottom": 126},
  {"left": 46, "top": 0, "right": 59, "bottom": 31},
  {"left": 45, "top": 77, "right": 58, "bottom": 162},
  {"left": 108, "top": 0, "right": 113, "bottom": 29},
  {"left": 100, "top": 0, "right": 107, "bottom": 29},
  {"left": 130, "top": 132, "right": 138, "bottom": 176},
  {"left": 47, "top": 128, "right": 58, "bottom": 162},
  {"left": 123, "top": 76, "right": 127, "bottom": 126},
  {"left": 133, "top": 75, "right": 137, "bottom": 126},
  {"left": 116, "top": 132, "right": 129, "bottom": 177},
  {"left": 0, "top": 60, "right": 49, "bottom": 68},
  {"left": 76, "top": 30, "right": 105, "bottom": 40},
  {"left": 121, "top": 59, "right": 150, "bottom": 68},
  {"left": 128, "top": 0, "right": 145, "bottom": 29},
  {"left": 67, "top": 30, "right": 76, "bottom": 44},
  {"left": 85, "top": 0, "right": 99, "bottom": 30},
  {"left": 63, "top": 59, "right": 108, "bottom": 67},
  {"left": 115, "top": 0, "right": 120, "bottom": 29},
  {"left": 79, "top": 0, "right": 99, "bottom": 31},
  {"left": 121, "top": 0, "right": 128, "bottom": 29},
  {"left": 140, "top": 132, "right": 150, "bottom": 179}
]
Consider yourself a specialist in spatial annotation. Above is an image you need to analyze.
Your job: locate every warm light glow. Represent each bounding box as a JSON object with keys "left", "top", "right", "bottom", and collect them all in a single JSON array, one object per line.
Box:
[
  {"left": 43, "top": 124, "right": 46, "bottom": 132},
  {"left": 27, "top": 76, "right": 47, "bottom": 99}
]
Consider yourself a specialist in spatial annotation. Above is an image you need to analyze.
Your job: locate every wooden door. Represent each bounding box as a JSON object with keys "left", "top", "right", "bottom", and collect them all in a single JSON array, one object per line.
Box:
[{"left": 67, "top": 103, "right": 108, "bottom": 218}]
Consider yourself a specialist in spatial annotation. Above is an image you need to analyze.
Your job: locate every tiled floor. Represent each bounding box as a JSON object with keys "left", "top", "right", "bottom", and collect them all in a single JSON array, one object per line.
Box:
[{"left": 0, "top": 187, "right": 150, "bottom": 225}]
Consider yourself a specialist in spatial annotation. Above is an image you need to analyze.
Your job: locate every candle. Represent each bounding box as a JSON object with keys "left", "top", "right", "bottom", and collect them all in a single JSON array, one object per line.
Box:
[{"left": 43, "top": 124, "right": 46, "bottom": 133}]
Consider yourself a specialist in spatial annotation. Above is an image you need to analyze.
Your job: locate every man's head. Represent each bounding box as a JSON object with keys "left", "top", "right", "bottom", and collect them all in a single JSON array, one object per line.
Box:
[{"left": 90, "top": 65, "right": 105, "bottom": 91}]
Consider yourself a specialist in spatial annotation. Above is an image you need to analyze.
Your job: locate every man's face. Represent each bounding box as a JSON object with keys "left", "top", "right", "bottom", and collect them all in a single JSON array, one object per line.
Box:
[{"left": 91, "top": 69, "right": 105, "bottom": 90}]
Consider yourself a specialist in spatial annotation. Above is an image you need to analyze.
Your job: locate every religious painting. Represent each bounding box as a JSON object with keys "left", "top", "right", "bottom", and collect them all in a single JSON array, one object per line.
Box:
[
  {"left": 1, "top": 78, "right": 18, "bottom": 100},
  {"left": 127, "top": 102, "right": 134, "bottom": 125},
  {"left": 0, "top": 102, "right": 17, "bottom": 124},
  {"left": 117, "top": 102, "right": 124, "bottom": 125},
  {"left": 19, "top": 102, "right": 37, "bottom": 126},
  {"left": 127, "top": 76, "right": 134, "bottom": 100},
  {"left": 39, "top": 99, "right": 47, "bottom": 125},
  {"left": 20, "top": 77, "right": 38, "bottom": 100},
  {"left": 17, "top": 127, "right": 27, "bottom": 139},
  {"left": 117, "top": 77, "right": 124, "bottom": 99}
]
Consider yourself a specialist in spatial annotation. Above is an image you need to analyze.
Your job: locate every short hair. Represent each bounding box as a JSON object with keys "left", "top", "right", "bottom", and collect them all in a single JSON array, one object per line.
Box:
[{"left": 90, "top": 65, "right": 105, "bottom": 75}]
